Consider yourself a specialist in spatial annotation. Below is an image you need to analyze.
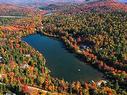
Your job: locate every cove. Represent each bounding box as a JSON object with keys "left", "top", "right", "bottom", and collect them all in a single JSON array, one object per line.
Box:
[{"left": 22, "top": 34, "right": 103, "bottom": 82}]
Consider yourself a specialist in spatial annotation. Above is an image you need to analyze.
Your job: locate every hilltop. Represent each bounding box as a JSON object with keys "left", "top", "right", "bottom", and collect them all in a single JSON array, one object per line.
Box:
[{"left": 40, "top": 0, "right": 127, "bottom": 13}]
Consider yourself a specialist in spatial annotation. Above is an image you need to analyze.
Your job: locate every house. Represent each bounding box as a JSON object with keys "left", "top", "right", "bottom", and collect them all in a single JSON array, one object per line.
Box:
[
  {"left": 77, "top": 49, "right": 82, "bottom": 54},
  {"left": 0, "top": 56, "right": 2, "bottom": 59},
  {"left": 97, "top": 80, "right": 107, "bottom": 87},
  {"left": 80, "top": 45, "right": 90, "bottom": 50},
  {"left": 24, "top": 54, "right": 31, "bottom": 57},
  {"left": 0, "top": 74, "right": 6, "bottom": 79},
  {"left": 20, "top": 64, "right": 29, "bottom": 69},
  {"left": 0, "top": 74, "right": 2, "bottom": 79},
  {"left": 5, "top": 93, "right": 16, "bottom": 95},
  {"left": 0, "top": 56, "right": 3, "bottom": 63},
  {"left": 89, "top": 80, "right": 95, "bottom": 84},
  {"left": 80, "top": 40, "right": 95, "bottom": 50}
]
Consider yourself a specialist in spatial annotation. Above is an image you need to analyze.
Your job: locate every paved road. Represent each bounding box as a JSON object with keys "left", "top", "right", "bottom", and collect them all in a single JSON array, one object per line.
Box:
[{"left": 0, "top": 82, "right": 61, "bottom": 95}]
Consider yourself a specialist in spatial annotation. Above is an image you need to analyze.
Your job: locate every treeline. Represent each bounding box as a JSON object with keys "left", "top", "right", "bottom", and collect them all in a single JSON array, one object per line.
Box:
[{"left": 42, "top": 9, "right": 127, "bottom": 94}]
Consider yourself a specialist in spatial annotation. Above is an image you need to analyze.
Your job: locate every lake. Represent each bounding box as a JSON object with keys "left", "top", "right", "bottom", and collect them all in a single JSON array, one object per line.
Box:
[{"left": 22, "top": 34, "right": 103, "bottom": 82}]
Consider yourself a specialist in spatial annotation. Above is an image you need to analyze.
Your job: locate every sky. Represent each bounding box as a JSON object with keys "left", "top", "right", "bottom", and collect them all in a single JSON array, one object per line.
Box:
[
  {"left": 118, "top": 0, "right": 127, "bottom": 3},
  {"left": 0, "top": 0, "right": 126, "bottom": 4}
]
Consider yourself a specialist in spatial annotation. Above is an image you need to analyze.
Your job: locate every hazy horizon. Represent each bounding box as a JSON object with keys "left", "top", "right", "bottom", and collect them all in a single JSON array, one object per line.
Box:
[
  {"left": 0, "top": 0, "right": 126, "bottom": 5},
  {"left": 0, "top": 0, "right": 84, "bottom": 4}
]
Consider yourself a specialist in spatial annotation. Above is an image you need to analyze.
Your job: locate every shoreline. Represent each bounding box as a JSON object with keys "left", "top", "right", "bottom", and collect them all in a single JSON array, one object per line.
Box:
[
  {"left": 23, "top": 32, "right": 104, "bottom": 82},
  {"left": 38, "top": 31, "right": 105, "bottom": 79}
]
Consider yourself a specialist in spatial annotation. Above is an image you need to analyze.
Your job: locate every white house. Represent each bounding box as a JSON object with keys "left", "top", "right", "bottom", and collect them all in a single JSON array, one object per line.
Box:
[
  {"left": 97, "top": 80, "right": 107, "bottom": 87},
  {"left": 0, "top": 56, "right": 3, "bottom": 63}
]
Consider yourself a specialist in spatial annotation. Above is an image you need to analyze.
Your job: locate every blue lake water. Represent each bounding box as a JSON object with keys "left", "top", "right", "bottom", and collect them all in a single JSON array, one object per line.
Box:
[{"left": 22, "top": 34, "right": 103, "bottom": 82}]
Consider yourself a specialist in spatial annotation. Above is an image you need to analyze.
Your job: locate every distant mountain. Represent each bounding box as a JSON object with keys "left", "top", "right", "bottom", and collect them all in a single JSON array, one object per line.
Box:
[
  {"left": 0, "top": 0, "right": 126, "bottom": 6},
  {"left": 0, "top": 0, "right": 104, "bottom": 4},
  {"left": 0, "top": 0, "right": 37, "bottom": 4},
  {"left": 0, "top": 0, "right": 82, "bottom": 4}
]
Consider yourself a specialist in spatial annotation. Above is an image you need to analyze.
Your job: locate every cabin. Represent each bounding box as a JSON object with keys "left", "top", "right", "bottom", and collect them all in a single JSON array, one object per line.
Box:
[
  {"left": 5, "top": 93, "right": 16, "bottom": 95},
  {"left": 0, "top": 56, "right": 3, "bottom": 59},
  {"left": 24, "top": 54, "right": 31, "bottom": 57},
  {"left": 89, "top": 80, "right": 95, "bottom": 84},
  {"left": 77, "top": 49, "right": 82, "bottom": 54},
  {"left": 0, "top": 74, "right": 2, "bottom": 79},
  {"left": 20, "top": 64, "right": 29, "bottom": 69},
  {"left": 0, "top": 74, "right": 5, "bottom": 79},
  {"left": 97, "top": 80, "right": 107, "bottom": 87},
  {"left": 0, "top": 56, "right": 3, "bottom": 63},
  {"left": 79, "top": 40, "right": 95, "bottom": 50},
  {"left": 80, "top": 45, "right": 89, "bottom": 50}
]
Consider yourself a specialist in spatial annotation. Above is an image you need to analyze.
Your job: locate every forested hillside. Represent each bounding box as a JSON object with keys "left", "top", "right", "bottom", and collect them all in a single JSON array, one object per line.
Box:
[
  {"left": 0, "top": 0, "right": 127, "bottom": 94},
  {"left": 42, "top": 0, "right": 127, "bottom": 94}
]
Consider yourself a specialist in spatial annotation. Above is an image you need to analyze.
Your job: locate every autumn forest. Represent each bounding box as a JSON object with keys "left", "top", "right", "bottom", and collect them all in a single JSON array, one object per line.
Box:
[{"left": 0, "top": 0, "right": 127, "bottom": 95}]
